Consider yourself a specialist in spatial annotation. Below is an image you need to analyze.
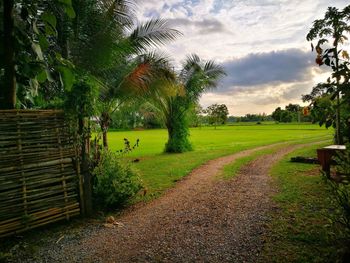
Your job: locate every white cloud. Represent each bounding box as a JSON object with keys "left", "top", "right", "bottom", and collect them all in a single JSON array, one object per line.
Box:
[{"left": 135, "top": 0, "right": 349, "bottom": 115}]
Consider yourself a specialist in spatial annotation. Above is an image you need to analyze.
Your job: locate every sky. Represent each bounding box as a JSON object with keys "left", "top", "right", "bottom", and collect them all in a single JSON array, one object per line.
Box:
[{"left": 135, "top": 0, "right": 349, "bottom": 116}]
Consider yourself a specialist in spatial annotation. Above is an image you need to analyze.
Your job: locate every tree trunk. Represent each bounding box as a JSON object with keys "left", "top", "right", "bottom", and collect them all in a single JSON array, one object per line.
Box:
[
  {"left": 335, "top": 92, "right": 342, "bottom": 144},
  {"left": 334, "top": 42, "right": 343, "bottom": 145},
  {"left": 165, "top": 116, "right": 192, "bottom": 153},
  {"left": 102, "top": 130, "right": 108, "bottom": 149},
  {"left": 100, "top": 112, "right": 110, "bottom": 149},
  {"left": 1, "top": 0, "right": 16, "bottom": 109}
]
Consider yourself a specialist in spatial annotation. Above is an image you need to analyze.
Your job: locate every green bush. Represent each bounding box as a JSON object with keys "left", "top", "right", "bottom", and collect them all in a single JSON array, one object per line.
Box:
[{"left": 92, "top": 150, "right": 143, "bottom": 208}]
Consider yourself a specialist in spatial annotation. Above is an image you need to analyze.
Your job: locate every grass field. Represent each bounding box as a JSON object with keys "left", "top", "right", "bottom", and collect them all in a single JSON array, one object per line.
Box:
[{"left": 103, "top": 123, "right": 333, "bottom": 202}]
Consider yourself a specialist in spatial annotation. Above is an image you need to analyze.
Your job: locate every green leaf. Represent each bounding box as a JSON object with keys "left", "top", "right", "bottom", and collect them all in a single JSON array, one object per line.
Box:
[
  {"left": 33, "top": 21, "right": 39, "bottom": 34},
  {"left": 41, "top": 12, "right": 57, "bottom": 28},
  {"left": 58, "top": 0, "right": 76, "bottom": 18},
  {"left": 38, "top": 34, "right": 49, "bottom": 51},
  {"left": 29, "top": 78, "right": 39, "bottom": 96},
  {"left": 46, "top": 70, "right": 54, "bottom": 82},
  {"left": 58, "top": 0, "right": 72, "bottom": 5},
  {"left": 58, "top": 66, "right": 75, "bottom": 91},
  {"left": 31, "top": 43, "right": 44, "bottom": 60},
  {"left": 37, "top": 70, "right": 47, "bottom": 83},
  {"left": 65, "top": 6, "right": 76, "bottom": 18}
]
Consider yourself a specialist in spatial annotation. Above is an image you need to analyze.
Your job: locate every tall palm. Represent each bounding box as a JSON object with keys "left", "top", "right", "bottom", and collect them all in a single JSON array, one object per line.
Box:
[
  {"left": 147, "top": 54, "right": 226, "bottom": 153},
  {"left": 60, "top": 0, "right": 181, "bottom": 148}
]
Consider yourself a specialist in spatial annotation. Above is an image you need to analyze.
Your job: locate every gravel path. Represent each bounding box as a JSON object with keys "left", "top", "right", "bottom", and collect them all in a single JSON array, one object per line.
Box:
[{"left": 15, "top": 142, "right": 316, "bottom": 262}]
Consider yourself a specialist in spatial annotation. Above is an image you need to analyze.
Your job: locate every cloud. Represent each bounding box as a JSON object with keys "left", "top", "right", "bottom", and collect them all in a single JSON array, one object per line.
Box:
[
  {"left": 166, "top": 17, "right": 227, "bottom": 34},
  {"left": 220, "top": 49, "right": 314, "bottom": 89},
  {"left": 134, "top": 0, "right": 349, "bottom": 115}
]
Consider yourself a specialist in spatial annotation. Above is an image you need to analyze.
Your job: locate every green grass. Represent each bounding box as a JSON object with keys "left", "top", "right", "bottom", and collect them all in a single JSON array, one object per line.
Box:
[
  {"left": 102, "top": 123, "right": 333, "bottom": 202},
  {"left": 259, "top": 142, "right": 346, "bottom": 263},
  {"left": 107, "top": 123, "right": 332, "bottom": 157}
]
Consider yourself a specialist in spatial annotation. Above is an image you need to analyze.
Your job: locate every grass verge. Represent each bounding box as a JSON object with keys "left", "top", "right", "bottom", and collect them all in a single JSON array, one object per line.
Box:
[{"left": 259, "top": 142, "right": 347, "bottom": 263}]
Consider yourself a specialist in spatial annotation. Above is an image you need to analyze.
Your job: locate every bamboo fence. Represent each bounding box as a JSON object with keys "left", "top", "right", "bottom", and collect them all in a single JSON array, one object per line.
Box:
[{"left": 0, "top": 110, "right": 82, "bottom": 237}]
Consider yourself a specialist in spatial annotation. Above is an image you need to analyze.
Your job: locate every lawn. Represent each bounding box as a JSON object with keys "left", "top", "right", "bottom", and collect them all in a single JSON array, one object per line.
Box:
[
  {"left": 259, "top": 143, "right": 346, "bottom": 263},
  {"left": 103, "top": 123, "right": 333, "bottom": 202}
]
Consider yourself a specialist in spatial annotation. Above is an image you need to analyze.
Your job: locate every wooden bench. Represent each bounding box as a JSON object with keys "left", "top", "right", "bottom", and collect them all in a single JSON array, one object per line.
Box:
[{"left": 317, "top": 145, "right": 346, "bottom": 176}]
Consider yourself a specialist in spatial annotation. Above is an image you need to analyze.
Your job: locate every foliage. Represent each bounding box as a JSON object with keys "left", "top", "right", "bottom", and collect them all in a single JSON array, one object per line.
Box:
[
  {"left": 164, "top": 98, "right": 193, "bottom": 153},
  {"left": 187, "top": 103, "right": 205, "bottom": 127},
  {"left": 64, "top": 78, "right": 96, "bottom": 119},
  {"left": 306, "top": 5, "right": 350, "bottom": 144},
  {"left": 205, "top": 103, "right": 229, "bottom": 127},
  {"left": 110, "top": 102, "right": 164, "bottom": 130},
  {"left": 229, "top": 113, "right": 272, "bottom": 123},
  {"left": 146, "top": 54, "right": 226, "bottom": 153},
  {"left": 92, "top": 150, "right": 143, "bottom": 208},
  {"left": 0, "top": 0, "right": 75, "bottom": 109},
  {"left": 271, "top": 107, "right": 293, "bottom": 122},
  {"left": 321, "top": 145, "right": 350, "bottom": 248},
  {"left": 116, "top": 138, "right": 140, "bottom": 155},
  {"left": 271, "top": 103, "right": 311, "bottom": 123}
]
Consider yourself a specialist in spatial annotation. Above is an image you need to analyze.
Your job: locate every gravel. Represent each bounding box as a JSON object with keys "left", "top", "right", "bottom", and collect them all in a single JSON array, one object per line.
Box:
[{"left": 6, "top": 143, "right": 313, "bottom": 263}]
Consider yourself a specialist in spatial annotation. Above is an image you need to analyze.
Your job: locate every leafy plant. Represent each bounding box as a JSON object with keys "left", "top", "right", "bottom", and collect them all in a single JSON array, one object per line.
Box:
[
  {"left": 92, "top": 150, "right": 143, "bottom": 209},
  {"left": 146, "top": 54, "right": 226, "bottom": 153},
  {"left": 306, "top": 5, "right": 350, "bottom": 144},
  {"left": 205, "top": 103, "right": 229, "bottom": 128}
]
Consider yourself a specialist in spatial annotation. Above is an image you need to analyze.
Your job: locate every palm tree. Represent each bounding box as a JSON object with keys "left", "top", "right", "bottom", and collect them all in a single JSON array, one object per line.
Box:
[
  {"left": 147, "top": 54, "right": 226, "bottom": 153},
  {"left": 59, "top": 0, "right": 181, "bottom": 148}
]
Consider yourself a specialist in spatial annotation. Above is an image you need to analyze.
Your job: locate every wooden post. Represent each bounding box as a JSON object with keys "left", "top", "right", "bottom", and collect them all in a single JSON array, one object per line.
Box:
[
  {"left": 79, "top": 117, "right": 93, "bottom": 216},
  {"left": 317, "top": 149, "right": 333, "bottom": 177}
]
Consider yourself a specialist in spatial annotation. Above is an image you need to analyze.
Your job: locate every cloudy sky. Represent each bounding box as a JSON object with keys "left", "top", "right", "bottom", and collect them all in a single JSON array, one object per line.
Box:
[{"left": 135, "top": 0, "right": 349, "bottom": 116}]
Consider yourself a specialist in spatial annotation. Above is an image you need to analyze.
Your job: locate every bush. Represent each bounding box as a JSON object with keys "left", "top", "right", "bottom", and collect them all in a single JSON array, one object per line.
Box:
[
  {"left": 92, "top": 150, "right": 143, "bottom": 208},
  {"left": 323, "top": 145, "right": 350, "bottom": 239}
]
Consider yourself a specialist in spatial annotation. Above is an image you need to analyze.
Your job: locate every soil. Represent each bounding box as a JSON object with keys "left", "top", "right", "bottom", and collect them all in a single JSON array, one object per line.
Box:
[{"left": 6, "top": 142, "right": 319, "bottom": 263}]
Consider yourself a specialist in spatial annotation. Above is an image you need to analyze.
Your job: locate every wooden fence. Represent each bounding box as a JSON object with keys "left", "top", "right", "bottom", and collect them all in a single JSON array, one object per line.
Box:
[{"left": 0, "top": 110, "right": 82, "bottom": 237}]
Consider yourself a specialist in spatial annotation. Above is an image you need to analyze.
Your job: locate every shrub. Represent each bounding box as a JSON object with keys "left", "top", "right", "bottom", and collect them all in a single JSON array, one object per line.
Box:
[{"left": 92, "top": 150, "right": 143, "bottom": 208}]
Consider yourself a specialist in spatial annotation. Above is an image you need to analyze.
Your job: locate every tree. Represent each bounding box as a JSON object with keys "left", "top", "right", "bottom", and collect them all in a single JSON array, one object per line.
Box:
[
  {"left": 0, "top": 0, "right": 76, "bottom": 109},
  {"left": 206, "top": 103, "right": 229, "bottom": 128},
  {"left": 272, "top": 107, "right": 282, "bottom": 122},
  {"left": 285, "top": 103, "right": 301, "bottom": 113},
  {"left": 59, "top": 1, "right": 181, "bottom": 148},
  {"left": 271, "top": 106, "right": 295, "bottom": 123},
  {"left": 306, "top": 5, "right": 350, "bottom": 144},
  {"left": 187, "top": 103, "right": 204, "bottom": 127},
  {"left": 147, "top": 54, "right": 226, "bottom": 153}
]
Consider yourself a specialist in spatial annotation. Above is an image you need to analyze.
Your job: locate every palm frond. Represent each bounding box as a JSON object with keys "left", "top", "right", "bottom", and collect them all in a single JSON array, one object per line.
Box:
[{"left": 130, "top": 18, "right": 182, "bottom": 52}]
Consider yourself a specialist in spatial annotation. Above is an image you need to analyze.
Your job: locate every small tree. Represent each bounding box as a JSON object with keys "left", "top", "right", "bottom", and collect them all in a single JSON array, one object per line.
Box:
[
  {"left": 206, "top": 103, "right": 229, "bottom": 129},
  {"left": 146, "top": 54, "right": 226, "bottom": 153},
  {"left": 306, "top": 5, "right": 350, "bottom": 144}
]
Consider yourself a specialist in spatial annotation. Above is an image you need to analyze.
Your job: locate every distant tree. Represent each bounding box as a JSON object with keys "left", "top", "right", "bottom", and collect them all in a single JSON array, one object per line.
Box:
[
  {"left": 206, "top": 104, "right": 229, "bottom": 128},
  {"left": 272, "top": 107, "right": 283, "bottom": 122},
  {"left": 227, "top": 116, "right": 236, "bottom": 123},
  {"left": 187, "top": 103, "right": 205, "bottom": 127},
  {"left": 272, "top": 106, "right": 294, "bottom": 123},
  {"left": 285, "top": 103, "right": 301, "bottom": 113},
  {"left": 280, "top": 110, "right": 293, "bottom": 123}
]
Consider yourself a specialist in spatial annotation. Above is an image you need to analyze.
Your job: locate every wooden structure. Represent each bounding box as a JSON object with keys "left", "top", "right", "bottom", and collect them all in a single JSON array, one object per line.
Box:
[
  {"left": 317, "top": 145, "right": 346, "bottom": 176},
  {"left": 0, "top": 110, "right": 82, "bottom": 237}
]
